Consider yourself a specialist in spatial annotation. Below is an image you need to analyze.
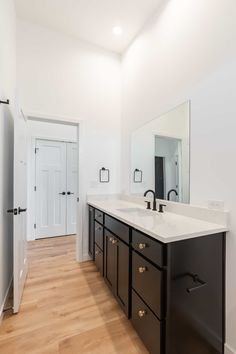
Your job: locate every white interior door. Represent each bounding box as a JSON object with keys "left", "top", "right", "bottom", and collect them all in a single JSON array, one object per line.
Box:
[
  {"left": 35, "top": 140, "right": 67, "bottom": 238},
  {"left": 66, "top": 143, "right": 77, "bottom": 234},
  {"left": 12, "top": 110, "right": 28, "bottom": 313}
]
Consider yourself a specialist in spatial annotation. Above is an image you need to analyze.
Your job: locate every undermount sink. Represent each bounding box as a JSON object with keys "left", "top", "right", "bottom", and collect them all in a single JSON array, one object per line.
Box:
[{"left": 116, "top": 207, "right": 153, "bottom": 216}]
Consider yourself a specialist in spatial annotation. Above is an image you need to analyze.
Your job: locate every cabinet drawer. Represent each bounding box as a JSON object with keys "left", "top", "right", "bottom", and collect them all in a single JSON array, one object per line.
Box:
[
  {"left": 132, "top": 229, "right": 165, "bottom": 267},
  {"left": 105, "top": 215, "right": 129, "bottom": 244},
  {"left": 131, "top": 290, "right": 162, "bottom": 354},
  {"left": 95, "top": 209, "right": 104, "bottom": 224},
  {"left": 132, "top": 251, "right": 164, "bottom": 319},
  {"left": 95, "top": 244, "right": 103, "bottom": 276},
  {"left": 95, "top": 221, "right": 103, "bottom": 250}
]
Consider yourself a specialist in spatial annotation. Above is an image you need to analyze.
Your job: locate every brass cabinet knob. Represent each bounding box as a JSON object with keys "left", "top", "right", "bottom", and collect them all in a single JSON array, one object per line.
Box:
[
  {"left": 138, "top": 266, "right": 147, "bottom": 273},
  {"left": 138, "top": 310, "right": 146, "bottom": 318},
  {"left": 109, "top": 237, "right": 113, "bottom": 242},
  {"left": 95, "top": 250, "right": 100, "bottom": 255},
  {"left": 138, "top": 243, "right": 146, "bottom": 250},
  {"left": 112, "top": 239, "right": 118, "bottom": 245}
]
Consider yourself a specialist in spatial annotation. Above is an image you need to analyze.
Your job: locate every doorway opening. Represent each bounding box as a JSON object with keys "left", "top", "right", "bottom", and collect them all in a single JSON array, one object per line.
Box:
[
  {"left": 27, "top": 118, "right": 78, "bottom": 241},
  {"left": 9, "top": 111, "right": 84, "bottom": 315},
  {"left": 155, "top": 135, "right": 182, "bottom": 202}
]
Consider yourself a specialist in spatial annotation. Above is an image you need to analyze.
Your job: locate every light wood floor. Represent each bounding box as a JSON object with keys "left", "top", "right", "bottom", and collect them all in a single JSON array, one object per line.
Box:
[{"left": 0, "top": 236, "right": 148, "bottom": 354}]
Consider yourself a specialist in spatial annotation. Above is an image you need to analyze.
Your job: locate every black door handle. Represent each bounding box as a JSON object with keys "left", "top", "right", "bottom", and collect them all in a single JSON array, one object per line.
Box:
[
  {"left": 7, "top": 208, "right": 18, "bottom": 215},
  {"left": 59, "top": 192, "right": 66, "bottom": 195},
  {"left": 18, "top": 207, "right": 27, "bottom": 214},
  {"left": 67, "top": 192, "right": 74, "bottom": 195}
]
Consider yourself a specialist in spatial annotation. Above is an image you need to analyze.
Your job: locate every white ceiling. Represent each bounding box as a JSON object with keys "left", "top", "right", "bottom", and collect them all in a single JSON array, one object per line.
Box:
[{"left": 15, "top": 0, "right": 164, "bottom": 53}]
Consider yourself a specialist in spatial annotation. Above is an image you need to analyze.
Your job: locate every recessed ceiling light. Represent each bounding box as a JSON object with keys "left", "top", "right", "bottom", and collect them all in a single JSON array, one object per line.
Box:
[{"left": 112, "top": 26, "right": 123, "bottom": 36}]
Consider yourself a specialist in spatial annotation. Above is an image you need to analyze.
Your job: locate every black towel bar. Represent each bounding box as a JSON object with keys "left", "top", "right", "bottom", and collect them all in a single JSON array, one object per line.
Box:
[{"left": 0, "top": 99, "right": 9, "bottom": 105}]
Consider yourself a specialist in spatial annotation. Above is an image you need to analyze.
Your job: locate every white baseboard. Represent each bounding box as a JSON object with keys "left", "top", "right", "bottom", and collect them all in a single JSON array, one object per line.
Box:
[
  {"left": 0, "top": 278, "right": 13, "bottom": 324},
  {"left": 82, "top": 253, "right": 92, "bottom": 262},
  {"left": 225, "top": 344, "right": 236, "bottom": 354}
]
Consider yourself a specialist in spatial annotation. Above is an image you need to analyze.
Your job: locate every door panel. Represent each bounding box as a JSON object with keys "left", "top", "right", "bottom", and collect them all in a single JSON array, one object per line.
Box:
[
  {"left": 66, "top": 143, "right": 77, "bottom": 234},
  {"left": 104, "top": 231, "right": 116, "bottom": 291},
  {"left": 40, "top": 170, "right": 49, "bottom": 226},
  {"left": 13, "top": 109, "right": 28, "bottom": 313},
  {"left": 36, "top": 140, "right": 67, "bottom": 238},
  {"left": 116, "top": 240, "right": 129, "bottom": 316}
]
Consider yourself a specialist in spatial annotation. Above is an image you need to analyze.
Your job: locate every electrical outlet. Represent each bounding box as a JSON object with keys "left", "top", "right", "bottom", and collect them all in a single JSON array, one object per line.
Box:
[{"left": 207, "top": 200, "right": 225, "bottom": 211}]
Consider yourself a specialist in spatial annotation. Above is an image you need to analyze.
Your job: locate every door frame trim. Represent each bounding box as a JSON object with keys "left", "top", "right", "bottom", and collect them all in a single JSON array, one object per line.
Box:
[{"left": 26, "top": 111, "right": 85, "bottom": 263}]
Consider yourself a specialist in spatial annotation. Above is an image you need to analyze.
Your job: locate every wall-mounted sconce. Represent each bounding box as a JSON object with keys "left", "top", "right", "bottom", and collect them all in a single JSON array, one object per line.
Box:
[
  {"left": 99, "top": 167, "right": 110, "bottom": 183},
  {"left": 134, "top": 169, "right": 143, "bottom": 183}
]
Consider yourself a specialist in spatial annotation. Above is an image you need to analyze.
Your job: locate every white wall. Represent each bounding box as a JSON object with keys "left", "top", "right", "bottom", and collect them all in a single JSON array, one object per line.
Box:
[
  {"left": 26, "top": 120, "right": 77, "bottom": 240},
  {"left": 122, "top": 0, "right": 236, "bottom": 351},
  {"left": 28, "top": 120, "right": 77, "bottom": 142},
  {"left": 17, "top": 20, "right": 122, "bottom": 258},
  {"left": 0, "top": 0, "right": 16, "bottom": 316}
]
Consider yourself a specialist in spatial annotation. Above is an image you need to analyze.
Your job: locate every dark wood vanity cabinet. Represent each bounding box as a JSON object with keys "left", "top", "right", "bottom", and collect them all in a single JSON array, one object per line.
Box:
[{"left": 88, "top": 205, "right": 225, "bottom": 354}]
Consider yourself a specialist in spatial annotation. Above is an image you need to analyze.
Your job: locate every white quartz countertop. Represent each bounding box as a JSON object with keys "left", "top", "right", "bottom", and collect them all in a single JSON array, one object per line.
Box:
[{"left": 88, "top": 198, "right": 228, "bottom": 243}]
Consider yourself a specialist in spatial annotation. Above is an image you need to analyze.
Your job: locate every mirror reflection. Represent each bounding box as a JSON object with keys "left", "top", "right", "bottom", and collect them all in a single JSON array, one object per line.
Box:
[{"left": 131, "top": 102, "right": 190, "bottom": 203}]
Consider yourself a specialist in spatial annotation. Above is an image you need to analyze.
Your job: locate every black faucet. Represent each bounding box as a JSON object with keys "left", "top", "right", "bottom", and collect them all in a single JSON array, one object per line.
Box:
[
  {"left": 144, "top": 190, "right": 157, "bottom": 211},
  {"left": 167, "top": 189, "right": 178, "bottom": 201}
]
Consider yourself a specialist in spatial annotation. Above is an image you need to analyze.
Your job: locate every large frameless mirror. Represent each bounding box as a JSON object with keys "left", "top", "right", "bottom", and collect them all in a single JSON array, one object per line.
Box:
[{"left": 130, "top": 101, "right": 190, "bottom": 203}]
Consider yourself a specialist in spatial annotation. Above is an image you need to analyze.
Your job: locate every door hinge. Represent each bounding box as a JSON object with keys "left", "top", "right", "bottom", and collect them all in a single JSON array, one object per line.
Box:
[
  {"left": 34, "top": 223, "right": 36, "bottom": 229},
  {"left": 34, "top": 186, "right": 36, "bottom": 191}
]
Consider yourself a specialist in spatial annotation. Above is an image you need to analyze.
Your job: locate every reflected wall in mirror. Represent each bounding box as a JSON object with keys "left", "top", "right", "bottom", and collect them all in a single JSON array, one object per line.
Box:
[{"left": 131, "top": 101, "right": 190, "bottom": 203}]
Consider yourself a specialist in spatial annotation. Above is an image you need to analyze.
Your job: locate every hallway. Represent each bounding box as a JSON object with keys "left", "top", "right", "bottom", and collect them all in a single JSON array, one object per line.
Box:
[{"left": 0, "top": 236, "right": 147, "bottom": 354}]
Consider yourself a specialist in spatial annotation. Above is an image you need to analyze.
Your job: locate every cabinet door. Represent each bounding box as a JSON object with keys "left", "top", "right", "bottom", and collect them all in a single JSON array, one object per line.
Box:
[
  {"left": 95, "top": 244, "right": 103, "bottom": 276},
  {"left": 88, "top": 206, "right": 95, "bottom": 260},
  {"left": 104, "top": 230, "right": 130, "bottom": 316},
  {"left": 116, "top": 238, "right": 129, "bottom": 317},
  {"left": 104, "top": 231, "right": 116, "bottom": 292}
]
